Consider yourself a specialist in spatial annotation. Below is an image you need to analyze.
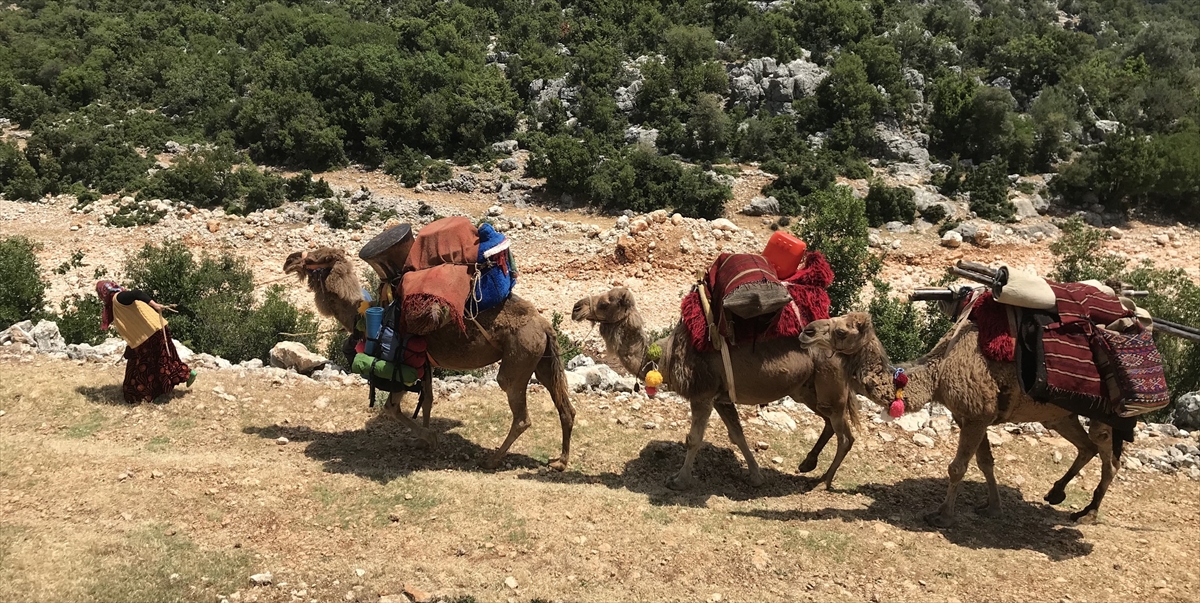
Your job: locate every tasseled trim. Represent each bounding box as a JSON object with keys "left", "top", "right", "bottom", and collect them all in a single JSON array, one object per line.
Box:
[
  {"left": 970, "top": 296, "right": 1014, "bottom": 363},
  {"left": 403, "top": 293, "right": 466, "bottom": 335}
]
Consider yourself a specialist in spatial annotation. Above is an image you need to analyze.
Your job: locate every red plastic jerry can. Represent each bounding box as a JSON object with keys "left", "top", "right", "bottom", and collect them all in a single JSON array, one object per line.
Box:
[{"left": 763, "top": 230, "right": 807, "bottom": 280}]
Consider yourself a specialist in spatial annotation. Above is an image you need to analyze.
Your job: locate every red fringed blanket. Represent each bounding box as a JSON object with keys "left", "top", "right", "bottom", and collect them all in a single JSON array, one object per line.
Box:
[
  {"left": 1043, "top": 281, "right": 1133, "bottom": 400},
  {"left": 969, "top": 295, "right": 1015, "bottom": 363},
  {"left": 400, "top": 217, "right": 480, "bottom": 334},
  {"left": 681, "top": 251, "right": 833, "bottom": 352}
]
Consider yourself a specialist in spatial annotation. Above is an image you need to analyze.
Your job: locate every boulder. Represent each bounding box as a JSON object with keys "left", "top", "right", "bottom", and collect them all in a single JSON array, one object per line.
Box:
[
  {"left": 1011, "top": 195, "right": 1040, "bottom": 220},
  {"left": 941, "top": 230, "right": 963, "bottom": 248},
  {"left": 895, "top": 408, "right": 930, "bottom": 432},
  {"left": 498, "top": 158, "right": 519, "bottom": 172},
  {"left": 742, "top": 196, "right": 779, "bottom": 216},
  {"left": 30, "top": 321, "right": 66, "bottom": 354},
  {"left": 269, "top": 341, "right": 327, "bottom": 375},
  {"left": 730, "top": 74, "right": 763, "bottom": 105},
  {"left": 491, "top": 140, "right": 519, "bottom": 155},
  {"left": 1093, "top": 120, "right": 1120, "bottom": 140},
  {"left": 566, "top": 354, "right": 595, "bottom": 370},
  {"left": 786, "top": 60, "right": 828, "bottom": 97},
  {"left": 1172, "top": 392, "right": 1200, "bottom": 430},
  {"left": 565, "top": 370, "right": 588, "bottom": 393},
  {"left": 766, "top": 77, "right": 794, "bottom": 103},
  {"left": 173, "top": 340, "right": 194, "bottom": 362},
  {"left": 625, "top": 126, "right": 659, "bottom": 149}
]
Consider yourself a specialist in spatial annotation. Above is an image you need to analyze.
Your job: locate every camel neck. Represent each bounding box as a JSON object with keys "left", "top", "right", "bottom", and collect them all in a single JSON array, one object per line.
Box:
[
  {"left": 897, "top": 362, "right": 934, "bottom": 412},
  {"left": 599, "top": 313, "right": 649, "bottom": 378}
]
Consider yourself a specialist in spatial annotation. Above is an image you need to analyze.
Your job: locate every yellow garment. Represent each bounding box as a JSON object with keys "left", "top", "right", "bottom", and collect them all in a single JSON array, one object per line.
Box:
[{"left": 112, "top": 300, "right": 166, "bottom": 349}]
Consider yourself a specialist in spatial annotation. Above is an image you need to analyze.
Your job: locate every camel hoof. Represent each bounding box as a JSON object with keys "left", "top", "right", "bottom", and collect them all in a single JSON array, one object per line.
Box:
[
  {"left": 1043, "top": 489, "right": 1067, "bottom": 505},
  {"left": 974, "top": 503, "right": 1001, "bottom": 518},
  {"left": 797, "top": 459, "right": 819, "bottom": 474},
  {"left": 924, "top": 511, "right": 955, "bottom": 528},
  {"left": 480, "top": 455, "right": 504, "bottom": 471},
  {"left": 1070, "top": 508, "right": 1098, "bottom": 523},
  {"left": 747, "top": 472, "right": 766, "bottom": 488},
  {"left": 666, "top": 473, "right": 694, "bottom": 491},
  {"left": 548, "top": 458, "right": 568, "bottom": 472},
  {"left": 416, "top": 432, "right": 438, "bottom": 450}
]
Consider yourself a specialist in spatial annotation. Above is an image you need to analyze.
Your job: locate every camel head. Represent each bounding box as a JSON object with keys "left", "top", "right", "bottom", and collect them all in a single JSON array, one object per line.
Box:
[
  {"left": 800, "top": 312, "right": 875, "bottom": 354},
  {"left": 571, "top": 287, "right": 637, "bottom": 324}
]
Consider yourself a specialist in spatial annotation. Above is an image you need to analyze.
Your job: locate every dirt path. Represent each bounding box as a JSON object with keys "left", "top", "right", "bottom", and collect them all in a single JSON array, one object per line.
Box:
[{"left": 1, "top": 358, "right": 1196, "bottom": 603}]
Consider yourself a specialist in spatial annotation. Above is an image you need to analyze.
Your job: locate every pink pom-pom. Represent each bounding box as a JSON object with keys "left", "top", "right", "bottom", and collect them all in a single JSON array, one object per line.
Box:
[
  {"left": 646, "top": 386, "right": 657, "bottom": 398},
  {"left": 894, "top": 371, "right": 909, "bottom": 388},
  {"left": 889, "top": 399, "right": 905, "bottom": 418}
]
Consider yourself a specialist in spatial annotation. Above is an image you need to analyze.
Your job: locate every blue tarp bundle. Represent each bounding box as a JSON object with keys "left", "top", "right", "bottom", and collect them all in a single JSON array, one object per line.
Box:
[{"left": 467, "top": 223, "right": 517, "bottom": 315}]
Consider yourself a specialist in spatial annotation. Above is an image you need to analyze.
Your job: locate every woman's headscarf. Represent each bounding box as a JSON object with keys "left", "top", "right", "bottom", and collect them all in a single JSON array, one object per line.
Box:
[{"left": 96, "top": 280, "right": 122, "bottom": 331}]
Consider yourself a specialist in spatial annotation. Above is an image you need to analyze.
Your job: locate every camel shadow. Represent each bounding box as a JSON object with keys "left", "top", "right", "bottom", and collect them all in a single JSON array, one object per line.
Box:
[
  {"left": 76, "top": 384, "right": 188, "bottom": 406},
  {"left": 522, "top": 439, "right": 826, "bottom": 507},
  {"left": 242, "top": 413, "right": 544, "bottom": 484},
  {"left": 732, "top": 478, "right": 1094, "bottom": 560}
]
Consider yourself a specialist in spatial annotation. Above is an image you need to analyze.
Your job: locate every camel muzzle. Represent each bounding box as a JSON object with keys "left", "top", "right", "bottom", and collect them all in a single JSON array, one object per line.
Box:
[{"left": 571, "top": 300, "right": 591, "bottom": 322}]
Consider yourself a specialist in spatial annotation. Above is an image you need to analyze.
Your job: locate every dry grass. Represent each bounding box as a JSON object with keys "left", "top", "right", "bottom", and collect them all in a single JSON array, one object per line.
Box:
[{"left": 1, "top": 356, "right": 1198, "bottom": 603}]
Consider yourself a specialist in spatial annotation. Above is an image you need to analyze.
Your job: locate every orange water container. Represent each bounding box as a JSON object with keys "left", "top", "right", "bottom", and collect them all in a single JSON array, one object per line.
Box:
[{"left": 763, "top": 230, "right": 807, "bottom": 279}]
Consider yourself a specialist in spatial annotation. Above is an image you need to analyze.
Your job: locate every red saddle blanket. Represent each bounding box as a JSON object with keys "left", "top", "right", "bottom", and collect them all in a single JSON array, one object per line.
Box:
[
  {"left": 1043, "top": 281, "right": 1133, "bottom": 400},
  {"left": 400, "top": 216, "right": 480, "bottom": 334},
  {"left": 680, "top": 251, "right": 834, "bottom": 352}
]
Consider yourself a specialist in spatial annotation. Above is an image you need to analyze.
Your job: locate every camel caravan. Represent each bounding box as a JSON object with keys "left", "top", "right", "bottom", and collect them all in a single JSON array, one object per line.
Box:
[{"left": 284, "top": 216, "right": 1200, "bottom": 527}]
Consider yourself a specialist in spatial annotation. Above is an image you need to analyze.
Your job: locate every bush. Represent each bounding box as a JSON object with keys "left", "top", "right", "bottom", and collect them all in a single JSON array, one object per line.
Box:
[
  {"left": 137, "top": 148, "right": 288, "bottom": 215},
  {"left": 867, "top": 280, "right": 954, "bottom": 363},
  {"left": 965, "top": 159, "right": 1015, "bottom": 222},
  {"left": 551, "top": 311, "right": 581, "bottom": 365},
  {"left": 286, "top": 170, "right": 334, "bottom": 202},
  {"left": 864, "top": 180, "right": 916, "bottom": 227},
  {"left": 0, "top": 236, "right": 47, "bottom": 328},
  {"left": 587, "top": 146, "right": 732, "bottom": 219},
  {"left": 763, "top": 152, "right": 838, "bottom": 215},
  {"left": 424, "top": 161, "right": 453, "bottom": 184},
  {"left": 52, "top": 293, "right": 106, "bottom": 346},
  {"left": 920, "top": 204, "right": 948, "bottom": 223},
  {"left": 795, "top": 186, "right": 880, "bottom": 315},
  {"left": 124, "top": 242, "right": 317, "bottom": 363}
]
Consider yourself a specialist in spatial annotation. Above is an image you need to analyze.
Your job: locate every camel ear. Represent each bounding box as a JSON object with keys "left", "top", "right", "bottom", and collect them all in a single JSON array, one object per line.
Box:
[
  {"left": 616, "top": 288, "right": 634, "bottom": 309},
  {"left": 853, "top": 312, "right": 873, "bottom": 332}
]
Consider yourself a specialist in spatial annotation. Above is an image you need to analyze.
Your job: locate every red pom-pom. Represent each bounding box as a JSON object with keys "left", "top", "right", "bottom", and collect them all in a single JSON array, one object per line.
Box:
[
  {"left": 894, "top": 372, "right": 909, "bottom": 388},
  {"left": 889, "top": 399, "right": 905, "bottom": 418},
  {"left": 355, "top": 340, "right": 366, "bottom": 354},
  {"left": 646, "top": 386, "right": 658, "bottom": 398}
]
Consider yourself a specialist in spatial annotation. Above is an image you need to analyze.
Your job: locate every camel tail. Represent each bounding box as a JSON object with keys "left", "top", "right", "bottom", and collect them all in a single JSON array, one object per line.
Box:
[
  {"left": 537, "top": 332, "right": 573, "bottom": 415},
  {"left": 846, "top": 393, "right": 862, "bottom": 431}
]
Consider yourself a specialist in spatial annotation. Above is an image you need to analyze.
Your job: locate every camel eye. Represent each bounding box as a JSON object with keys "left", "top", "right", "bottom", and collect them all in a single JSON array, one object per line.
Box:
[{"left": 597, "top": 302, "right": 609, "bottom": 309}]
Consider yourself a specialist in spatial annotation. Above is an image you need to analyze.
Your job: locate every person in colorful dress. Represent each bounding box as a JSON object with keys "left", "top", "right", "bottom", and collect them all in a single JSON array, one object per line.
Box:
[{"left": 96, "top": 281, "right": 196, "bottom": 402}]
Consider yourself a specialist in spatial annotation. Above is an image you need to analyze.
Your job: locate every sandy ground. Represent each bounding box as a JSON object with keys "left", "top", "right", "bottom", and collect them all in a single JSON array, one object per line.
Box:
[{"left": 1, "top": 358, "right": 1198, "bottom": 603}]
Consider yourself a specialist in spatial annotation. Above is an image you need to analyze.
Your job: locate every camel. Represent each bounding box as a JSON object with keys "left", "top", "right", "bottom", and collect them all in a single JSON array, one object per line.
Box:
[
  {"left": 572, "top": 287, "right": 862, "bottom": 490},
  {"left": 283, "top": 248, "right": 576, "bottom": 471},
  {"left": 799, "top": 312, "right": 1120, "bottom": 527}
]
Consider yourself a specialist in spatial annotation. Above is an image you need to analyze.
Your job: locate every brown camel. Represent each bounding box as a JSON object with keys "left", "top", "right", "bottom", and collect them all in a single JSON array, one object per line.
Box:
[
  {"left": 800, "top": 312, "right": 1119, "bottom": 527},
  {"left": 572, "top": 287, "right": 861, "bottom": 490},
  {"left": 284, "top": 248, "right": 576, "bottom": 471}
]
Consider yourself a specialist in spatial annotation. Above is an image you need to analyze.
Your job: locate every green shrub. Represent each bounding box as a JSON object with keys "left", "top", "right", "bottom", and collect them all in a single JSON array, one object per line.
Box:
[
  {"left": 424, "top": 162, "right": 453, "bottom": 184},
  {"left": 52, "top": 293, "right": 106, "bottom": 346},
  {"left": 864, "top": 180, "right": 916, "bottom": 227},
  {"left": 321, "top": 199, "right": 350, "bottom": 229},
  {"left": 795, "top": 186, "right": 880, "bottom": 315},
  {"left": 920, "top": 204, "right": 948, "bottom": 223},
  {"left": 0, "top": 236, "right": 47, "bottom": 328},
  {"left": 123, "top": 242, "right": 317, "bottom": 363},
  {"left": 587, "top": 146, "right": 732, "bottom": 219},
  {"left": 965, "top": 158, "right": 1015, "bottom": 222},
  {"left": 137, "top": 149, "right": 288, "bottom": 215},
  {"left": 867, "top": 280, "right": 954, "bottom": 363},
  {"left": 551, "top": 311, "right": 581, "bottom": 365},
  {"left": 763, "top": 153, "right": 838, "bottom": 215}
]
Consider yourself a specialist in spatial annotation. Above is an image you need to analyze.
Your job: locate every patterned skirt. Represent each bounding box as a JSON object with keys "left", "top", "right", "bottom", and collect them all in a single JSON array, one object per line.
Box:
[{"left": 123, "top": 328, "right": 191, "bottom": 403}]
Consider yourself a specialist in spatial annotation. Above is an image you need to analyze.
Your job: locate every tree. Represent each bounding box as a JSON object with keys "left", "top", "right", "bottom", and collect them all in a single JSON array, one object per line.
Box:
[
  {"left": 816, "top": 53, "right": 883, "bottom": 151},
  {"left": 686, "top": 93, "right": 730, "bottom": 159},
  {"left": 796, "top": 186, "right": 879, "bottom": 315},
  {"left": 864, "top": 180, "right": 917, "bottom": 227}
]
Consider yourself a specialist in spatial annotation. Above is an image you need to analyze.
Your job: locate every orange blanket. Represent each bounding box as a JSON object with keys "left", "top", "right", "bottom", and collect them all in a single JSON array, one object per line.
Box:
[{"left": 400, "top": 217, "right": 480, "bottom": 334}]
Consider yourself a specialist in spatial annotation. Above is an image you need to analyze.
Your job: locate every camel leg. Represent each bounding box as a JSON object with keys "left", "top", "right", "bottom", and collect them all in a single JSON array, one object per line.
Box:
[
  {"left": 421, "top": 375, "right": 433, "bottom": 429},
  {"left": 668, "top": 397, "right": 715, "bottom": 490},
  {"left": 927, "top": 420, "right": 990, "bottom": 528},
  {"left": 482, "top": 357, "right": 538, "bottom": 470},
  {"left": 798, "top": 416, "right": 834, "bottom": 474},
  {"left": 534, "top": 335, "right": 575, "bottom": 472},
  {"left": 816, "top": 405, "right": 856, "bottom": 490},
  {"left": 713, "top": 400, "right": 764, "bottom": 487},
  {"left": 973, "top": 432, "right": 1001, "bottom": 517},
  {"left": 1042, "top": 415, "right": 1097, "bottom": 505},
  {"left": 1072, "top": 422, "right": 1117, "bottom": 522},
  {"left": 383, "top": 391, "right": 437, "bottom": 448}
]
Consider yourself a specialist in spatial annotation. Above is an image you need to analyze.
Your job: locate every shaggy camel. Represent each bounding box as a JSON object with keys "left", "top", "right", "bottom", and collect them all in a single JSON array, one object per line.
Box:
[
  {"left": 800, "top": 313, "right": 1119, "bottom": 527},
  {"left": 572, "top": 287, "right": 861, "bottom": 490},
  {"left": 284, "top": 249, "right": 576, "bottom": 471}
]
